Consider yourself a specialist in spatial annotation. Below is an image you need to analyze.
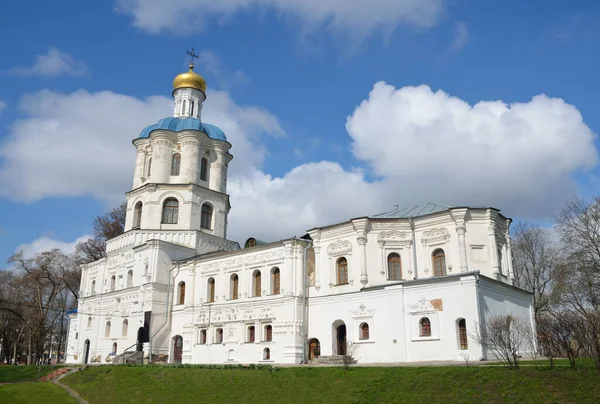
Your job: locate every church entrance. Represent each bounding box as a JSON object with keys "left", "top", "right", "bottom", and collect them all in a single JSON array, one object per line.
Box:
[
  {"left": 83, "top": 339, "right": 90, "bottom": 364},
  {"left": 308, "top": 339, "right": 320, "bottom": 360},
  {"left": 172, "top": 335, "right": 183, "bottom": 364},
  {"left": 332, "top": 320, "right": 347, "bottom": 355}
]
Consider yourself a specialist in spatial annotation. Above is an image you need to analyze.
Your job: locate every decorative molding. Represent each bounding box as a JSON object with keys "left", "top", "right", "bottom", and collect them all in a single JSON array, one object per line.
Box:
[
  {"left": 351, "top": 303, "right": 375, "bottom": 319},
  {"left": 421, "top": 228, "right": 450, "bottom": 246},
  {"left": 407, "top": 296, "right": 435, "bottom": 313},
  {"left": 327, "top": 239, "right": 352, "bottom": 257}
]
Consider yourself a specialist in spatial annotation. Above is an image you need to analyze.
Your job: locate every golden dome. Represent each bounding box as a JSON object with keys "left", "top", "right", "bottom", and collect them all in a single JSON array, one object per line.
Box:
[{"left": 173, "top": 64, "right": 207, "bottom": 93}]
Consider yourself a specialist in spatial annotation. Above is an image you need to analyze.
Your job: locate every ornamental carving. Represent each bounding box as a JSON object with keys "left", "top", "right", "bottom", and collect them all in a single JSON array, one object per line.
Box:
[
  {"left": 421, "top": 228, "right": 450, "bottom": 245},
  {"left": 407, "top": 296, "right": 436, "bottom": 313},
  {"left": 327, "top": 239, "right": 352, "bottom": 257},
  {"left": 352, "top": 303, "right": 375, "bottom": 318}
]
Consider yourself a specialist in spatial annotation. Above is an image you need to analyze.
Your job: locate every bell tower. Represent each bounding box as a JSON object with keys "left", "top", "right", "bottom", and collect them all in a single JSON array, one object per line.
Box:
[{"left": 123, "top": 50, "right": 234, "bottom": 249}]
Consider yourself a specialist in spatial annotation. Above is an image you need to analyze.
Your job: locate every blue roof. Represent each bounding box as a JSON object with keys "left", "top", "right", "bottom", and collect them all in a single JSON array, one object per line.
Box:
[
  {"left": 138, "top": 117, "right": 227, "bottom": 141},
  {"left": 370, "top": 203, "right": 454, "bottom": 219}
]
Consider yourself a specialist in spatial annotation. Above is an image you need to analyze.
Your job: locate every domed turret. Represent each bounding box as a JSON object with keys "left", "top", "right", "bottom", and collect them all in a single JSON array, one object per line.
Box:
[{"left": 173, "top": 64, "right": 207, "bottom": 94}]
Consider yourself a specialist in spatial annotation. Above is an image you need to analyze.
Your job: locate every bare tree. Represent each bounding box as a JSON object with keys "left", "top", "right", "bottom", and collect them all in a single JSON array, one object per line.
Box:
[
  {"left": 554, "top": 196, "right": 600, "bottom": 369},
  {"left": 472, "top": 315, "right": 533, "bottom": 368},
  {"left": 511, "top": 222, "right": 559, "bottom": 320},
  {"left": 341, "top": 340, "right": 359, "bottom": 370},
  {"left": 74, "top": 202, "right": 126, "bottom": 264}
]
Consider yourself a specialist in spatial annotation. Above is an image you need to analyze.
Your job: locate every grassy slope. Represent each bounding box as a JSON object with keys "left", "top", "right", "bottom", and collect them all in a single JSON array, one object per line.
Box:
[
  {"left": 0, "top": 383, "right": 78, "bottom": 404},
  {"left": 0, "top": 365, "right": 63, "bottom": 383},
  {"left": 62, "top": 365, "right": 600, "bottom": 404}
]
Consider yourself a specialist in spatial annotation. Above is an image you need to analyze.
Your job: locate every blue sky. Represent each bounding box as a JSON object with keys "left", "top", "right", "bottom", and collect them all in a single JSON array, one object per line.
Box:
[{"left": 1, "top": 0, "right": 599, "bottom": 265}]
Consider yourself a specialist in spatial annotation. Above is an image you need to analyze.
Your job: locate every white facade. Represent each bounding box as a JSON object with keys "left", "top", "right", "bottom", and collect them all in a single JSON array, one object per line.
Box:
[{"left": 66, "top": 68, "right": 534, "bottom": 366}]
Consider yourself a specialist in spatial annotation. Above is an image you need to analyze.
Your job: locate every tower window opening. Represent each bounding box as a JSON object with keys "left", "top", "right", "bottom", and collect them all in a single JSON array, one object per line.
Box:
[
  {"left": 171, "top": 153, "right": 181, "bottom": 176},
  {"left": 200, "top": 157, "right": 208, "bottom": 181},
  {"left": 201, "top": 203, "right": 213, "bottom": 230},
  {"left": 133, "top": 201, "right": 142, "bottom": 229},
  {"left": 190, "top": 101, "right": 195, "bottom": 116},
  {"left": 146, "top": 157, "right": 152, "bottom": 178},
  {"left": 162, "top": 198, "right": 179, "bottom": 224}
]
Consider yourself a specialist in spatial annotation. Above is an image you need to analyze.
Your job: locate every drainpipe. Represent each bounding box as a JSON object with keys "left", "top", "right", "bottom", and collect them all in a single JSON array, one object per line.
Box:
[
  {"left": 149, "top": 261, "right": 176, "bottom": 363},
  {"left": 293, "top": 237, "right": 312, "bottom": 364}
]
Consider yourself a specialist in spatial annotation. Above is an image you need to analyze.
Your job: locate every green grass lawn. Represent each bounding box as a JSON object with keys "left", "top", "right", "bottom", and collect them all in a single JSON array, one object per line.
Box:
[
  {"left": 62, "top": 364, "right": 600, "bottom": 404},
  {"left": 0, "top": 365, "right": 63, "bottom": 383},
  {"left": 0, "top": 382, "right": 78, "bottom": 403}
]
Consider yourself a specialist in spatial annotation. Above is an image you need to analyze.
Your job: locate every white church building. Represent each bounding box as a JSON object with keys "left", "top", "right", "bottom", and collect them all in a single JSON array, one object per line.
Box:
[{"left": 66, "top": 60, "right": 534, "bottom": 365}]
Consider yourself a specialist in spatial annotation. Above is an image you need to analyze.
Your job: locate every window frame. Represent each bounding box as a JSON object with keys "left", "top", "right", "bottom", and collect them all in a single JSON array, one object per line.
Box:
[
  {"left": 419, "top": 317, "right": 432, "bottom": 337},
  {"left": 248, "top": 325, "right": 256, "bottom": 343},
  {"left": 162, "top": 198, "right": 179, "bottom": 224},
  {"left": 387, "top": 252, "right": 402, "bottom": 280},
  {"left": 200, "top": 203, "right": 213, "bottom": 230},
  {"left": 200, "top": 157, "right": 208, "bottom": 181},
  {"left": 178, "top": 281, "right": 186, "bottom": 305},
  {"left": 336, "top": 257, "right": 349, "bottom": 285},
  {"left": 230, "top": 274, "right": 239, "bottom": 300},
  {"left": 458, "top": 319, "right": 468, "bottom": 350},
  {"left": 215, "top": 328, "right": 223, "bottom": 344},
  {"left": 253, "top": 270, "right": 262, "bottom": 297},
  {"left": 171, "top": 153, "right": 181, "bottom": 176},
  {"left": 271, "top": 267, "right": 280, "bottom": 295},
  {"left": 432, "top": 249, "right": 447, "bottom": 277},
  {"left": 359, "top": 323, "right": 370, "bottom": 340},
  {"left": 133, "top": 201, "right": 143, "bottom": 229},
  {"left": 264, "top": 325, "right": 273, "bottom": 342},
  {"left": 207, "top": 277, "right": 215, "bottom": 303}
]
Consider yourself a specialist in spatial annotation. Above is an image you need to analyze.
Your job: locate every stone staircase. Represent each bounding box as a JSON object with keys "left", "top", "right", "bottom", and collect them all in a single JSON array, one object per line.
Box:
[
  {"left": 314, "top": 355, "right": 357, "bottom": 366},
  {"left": 112, "top": 350, "right": 144, "bottom": 365}
]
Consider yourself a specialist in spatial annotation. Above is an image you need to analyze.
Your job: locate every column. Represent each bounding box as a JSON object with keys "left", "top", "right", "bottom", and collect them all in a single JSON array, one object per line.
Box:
[
  {"left": 132, "top": 146, "right": 146, "bottom": 188},
  {"left": 488, "top": 225, "right": 500, "bottom": 276},
  {"left": 189, "top": 267, "right": 197, "bottom": 306},
  {"left": 150, "top": 136, "right": 172, "bottom": 183},
  {"left": 313, "top": 244, "right": 321, "bottom": 290},
  {"left": 358, "top": 235, "right": 368, "bottom": 286},
  {"left": 505, "top": 228, "right": 515, "bottom": 280},
  {"left": 456, "top": 224, "right": 468, "bottom": 272},
  {"left": 180, "top": 137, "right": 200, "bottom": 184}
]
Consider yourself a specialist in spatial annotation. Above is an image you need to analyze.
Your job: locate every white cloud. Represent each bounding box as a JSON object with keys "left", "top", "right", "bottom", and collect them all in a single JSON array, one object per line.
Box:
[
  {"left": 116, "top": 0, "right": 446, "bottom": 37},
  {"left": 0, "top": 100, "right": 6, "bottom": 112},
  {"left": 345, "top": 82, "right": 598, "bottom": 218},
  {"left": 1, "top": 80, "right": 597, "bottom": 245},
  {"left": 15, "top": 235, "right": 92, "bottom": 258},
  {"left": 11, "top": 48, "right": 88, "bottom": 78},
  {"left": 450, "top": 21, "right": 469, "bottom": 51},
  {"left": 0, "top": 88, "right": 283, "bottom": 204}
]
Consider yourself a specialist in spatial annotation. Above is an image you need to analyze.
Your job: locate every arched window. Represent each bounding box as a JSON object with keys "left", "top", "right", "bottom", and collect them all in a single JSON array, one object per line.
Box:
[
  {"left": 201, "top": 203, "right": 212, "bottom": 230},
  {"left": 215, "top": 328, "right": 223, "bottom": 344},
  {"left": 171, "top": 153, "right": 181, "bottom": 176},
  {"left": 432, "top": 249, "right": 447, "bottom": 277},
  {"left": 263, "top": 348, "right": 270, "bottom": 360},
  {"left": 91, "top": 280, "right": 96, "bottom": 296},
  {"left": 253, "top": 270, "right": 262, "bottom": 297},
  {"left": 112, "top": 342, "right": 117, "bottom": 355},
  {"left": 248, "top": 326, "right": 255, "bottom": 343},
  {"left": 207, "top": 277, "right": 215, "bottom": 303},
  {"left": 387, "top": 253, "right": 402, "bottom": 280},
  {"left": 122, "top": 319, "right": 128, "bottom": 337},
  {"left": 200, "top": 157, "right": 208, "bottom": 181},
  {"left": 199, "top": 329, "right": 207, "bottom": 345},
  {"left": 133, "top": 201, "right": 142, "bottom": 229},
  {"left": 458, "top": 319, "right": 468, "bottom": 350},
  {"left": 178, "top": 281, "right": 186, "bottom": 305},
  {"left": 105, "top": 321, "right": 111, "bottom": 338},
  {"left": 360, "top": 323, "right": 370, "bottom": 340},
  {"left": 87, "top": 317, "right": 92, "bottom": 328},
  {"left": 190, "top": 101, "right": 195, "bottom": 116},
  {"left": 162, "top": 198, "right": 179, "bottom": 224},
  {"left": 147, "top": 157, "right": 152, "bottom": 177},
  {"left": 271, "top": 267, "right": 280, "bottom": 295},
  {"left": 336, "top": 257, "right": 348, "bottom": 285},
  {"left": 264, "top": 325, "right": 272, "bottom": 342},
  {"left": 127, "top": 270, "right": 133, "bottom": 288},
  {"left": 420, "top": 317, "right": 431, "bottom": 337},
  {"left": 230, "top": 274, "right": 239, "bottom": 300},
  {"left": 110, "top": 275, "right": 116, "bottom": 292}
]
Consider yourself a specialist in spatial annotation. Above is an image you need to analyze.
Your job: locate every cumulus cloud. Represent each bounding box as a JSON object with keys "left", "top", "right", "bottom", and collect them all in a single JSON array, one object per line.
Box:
[
  {"left": 346, "top": 82, "right": 598, "bottom": 218},
  {"left": 450, "top": 21, "right": 469, "bottom": 51},
  {"left": 0, "top": 89, "right": 283, "bottom": 204},
  {"left": 15, "top": 235, "right": 92, "bottom": 258},
  {"left": 1, "top": 80, "right": 597, "bottom": 244},
  {"left": 11, "top": 47, "right": 88, "bottom": 78},
  {"left": 116, "top": 0, "right": 446, "bottom": 37}
]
